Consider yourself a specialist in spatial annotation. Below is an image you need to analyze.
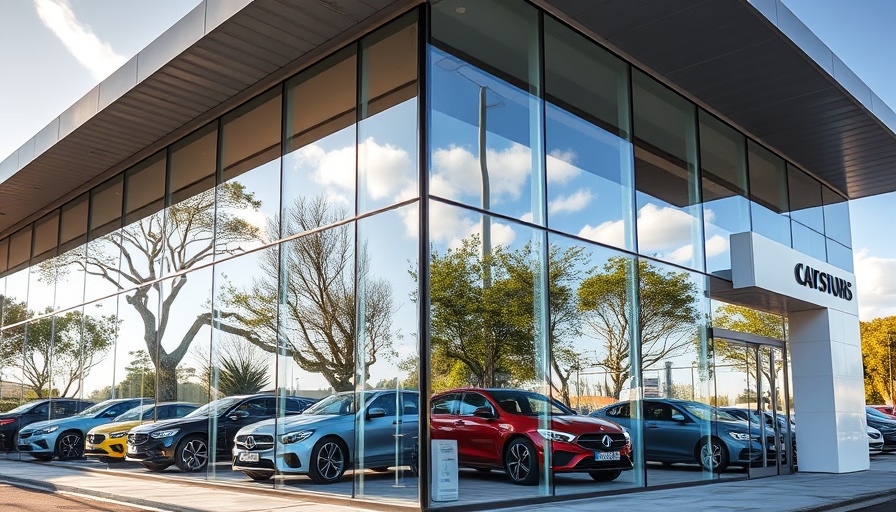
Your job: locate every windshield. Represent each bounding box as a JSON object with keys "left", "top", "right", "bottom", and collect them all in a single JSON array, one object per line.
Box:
[
  {"left": 114, "top": 405, "right": 153, "bottom": 422},
  {"left": 6, "top": 401, "right": 42, "bottom": 415},
  {"left": 682, "top": 402, "right": 740, "bottom": 422},
  {"left": 489, "top": 390, "right": 574, "bottom": 416},
  {"left": 302, "top": 393, "right": 382, "bottom": 415},
  {"left": 186, "top": 396, "right": 243, "bottom": 418},
  {"left": 77, "top": 401, "right": 117, "bottom": 417}
]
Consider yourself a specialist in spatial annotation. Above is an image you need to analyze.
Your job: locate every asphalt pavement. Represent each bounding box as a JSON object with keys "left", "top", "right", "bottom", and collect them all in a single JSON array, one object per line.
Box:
[{"left": 1, "top": 453, "right": 896, "bottom": 512}]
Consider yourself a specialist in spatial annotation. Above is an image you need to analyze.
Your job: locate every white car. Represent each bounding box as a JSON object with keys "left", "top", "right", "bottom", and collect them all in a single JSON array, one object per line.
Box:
[{"left": 868, "top": 425, "right": 884, "bottom": 454}]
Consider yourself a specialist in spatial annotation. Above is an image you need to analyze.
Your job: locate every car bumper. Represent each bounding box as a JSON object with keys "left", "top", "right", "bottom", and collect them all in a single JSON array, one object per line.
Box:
[
  {"left": 125, "top": 438, "right": 179, "bottom": 464},
  {"left": 85, "top": 440, "right": 127, "bottom": 460},
  {"left": 232, "top": 445, "right": 310, "bottom": 475},
  {"left": 15, "top": 432, "right": 55, "bottom": 454}
]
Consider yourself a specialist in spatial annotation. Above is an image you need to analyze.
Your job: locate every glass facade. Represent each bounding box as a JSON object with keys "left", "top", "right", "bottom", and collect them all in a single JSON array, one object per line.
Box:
[{"left": 0, "top": 3, "right": 854, "bottom": 510}]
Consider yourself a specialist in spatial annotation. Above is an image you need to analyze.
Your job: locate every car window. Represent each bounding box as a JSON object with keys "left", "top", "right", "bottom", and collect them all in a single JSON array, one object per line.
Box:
[
  {"left": 431, "top": 393, "right": 459, "bottom": 415},
  {"left": 234, "top": 398, "right": 270, "bottom": 416},
  {"left": 401, "top": 393, "right": 419, "bottom": 416},
  {"left": 367, "top": 393, "right": 398, "bottom": 416},
  {"left": 645, "top": 403, "right": 671, "bottom": 421},
  {"left": 459, "top": 393, "right": 492, "bottom": 416},
  {"left": 303, "top": 394, "right": 355, "bottom": 415},
  {"left": 284, "top": 398, "right": 310, "bottom": 414},
  {"left": 604, "top": 404, "right": 630, "bottom": 418},
  {"left": 32, "top": 405, "right": 48, "bottom": 416}
]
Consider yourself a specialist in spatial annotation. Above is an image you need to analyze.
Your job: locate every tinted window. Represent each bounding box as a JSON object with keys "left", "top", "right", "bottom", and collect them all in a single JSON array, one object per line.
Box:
[
  {"left": 431, "top": 393, "right": 459, "bottom": 415},
  {"left": 401, "top": 393, "right": 419, "bottom": 416},
  {"left": 459, "top": 393, "right": 492, "bottom": 416},
  {"left": 368, "top": 393, "right": 398, "bottom": 416}
]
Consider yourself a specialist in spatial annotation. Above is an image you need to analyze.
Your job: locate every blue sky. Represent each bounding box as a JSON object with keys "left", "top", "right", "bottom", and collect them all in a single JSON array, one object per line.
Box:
[{"left": 1, "top": 0, "right": 895, "bottom": 320}]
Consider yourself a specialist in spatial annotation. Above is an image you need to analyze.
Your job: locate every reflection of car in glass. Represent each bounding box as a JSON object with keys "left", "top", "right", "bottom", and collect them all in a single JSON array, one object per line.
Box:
[
  {"left": 720, "top": 407, "right": 797, "bottom": 462},
  {"left": 85, "top": 402, "right": 198, "bottom": 463},
  {"left": 126, "top": 394, "right": 314, "bottom": 473},
  {"left": 232, "top": 389, "right": 419, "bottom": 483},
  {"left": 869, "top": 405, "right": 896, "bottom": 418},
  {"left": 865, "top": 406, "right": 896, "bottom": 451},
  {"left": 430, "top": 388, "right": 632, "bottom": 486},
  {"left": 868, "top": 425, "right": 884, "bottom": 454},
  {"left": 592, "top": 399, "right": 773, "bottom": 472},
  {"left": 16, "top": 398, "right": 151, "bottom": 461},
  {"left": 0, "top": 398, "right": 94, "bottom": 451}
]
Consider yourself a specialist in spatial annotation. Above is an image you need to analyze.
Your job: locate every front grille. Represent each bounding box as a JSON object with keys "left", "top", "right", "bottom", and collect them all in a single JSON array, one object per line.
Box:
[
  {"left": 235, "top": 434, "right": 275, "bottom": 451},
  {"left": 87, "top": 434, "right": 105, "bottom": 444},
  {"left": 128, "top": 433, "right": 149, "bottom": 445},
  {"left": 577, "top": 433, "right": 628, "bottom": 451},
  {"left": 18, "top": 432, "right": 33, "bottom": 440}
]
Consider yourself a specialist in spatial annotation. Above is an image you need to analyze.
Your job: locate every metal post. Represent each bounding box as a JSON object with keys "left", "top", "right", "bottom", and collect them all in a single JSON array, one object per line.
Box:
[
  {"left": 690, "top": 361, "right": 696, "bottom": 401},
  {"left": 479, "top": 85, "right": 491, "bottom": 289},
  {"left": 889, "top": 333, "right": 894, "bottom": 407}
]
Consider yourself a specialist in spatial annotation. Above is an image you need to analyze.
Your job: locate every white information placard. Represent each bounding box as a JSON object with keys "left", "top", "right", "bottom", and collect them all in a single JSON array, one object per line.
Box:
[{"left": 431, "top": 439, "right": 458, "bottom": 502}]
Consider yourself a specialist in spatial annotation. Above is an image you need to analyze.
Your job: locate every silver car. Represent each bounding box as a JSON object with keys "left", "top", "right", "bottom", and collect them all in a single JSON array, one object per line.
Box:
[
  {"left": 17, "top": 398, "right": 151, "bottom": 460},
  {"left": 232, "top": 389, "right": 418, "bottom": 483}
]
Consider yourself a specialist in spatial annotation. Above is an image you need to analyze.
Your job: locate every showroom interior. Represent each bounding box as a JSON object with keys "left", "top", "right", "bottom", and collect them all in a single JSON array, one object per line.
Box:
[{"left": 1, "top": 0, "right": 894, "bottom": 510}]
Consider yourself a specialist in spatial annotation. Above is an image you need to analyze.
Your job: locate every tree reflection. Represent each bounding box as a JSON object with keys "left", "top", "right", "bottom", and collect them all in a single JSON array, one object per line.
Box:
[{"left": 217, "top": 195, "right": 395, "bottom": 392}]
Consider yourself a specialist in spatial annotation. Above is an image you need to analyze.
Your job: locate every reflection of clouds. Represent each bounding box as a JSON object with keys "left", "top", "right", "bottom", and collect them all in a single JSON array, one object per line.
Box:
[
  {"left": 579, "top": 219, "right": 625, "bottom": 247},
  {"left": 666, "top": 244, "right": 694, "bottom": 263},
  {"left": 637, "top": 203, "right": 698, "bottom": 253},
  {"left": 520, "top": 212, "right": 534, "bottom": 223},
  {"left": 855, "top": 249, "right": 896, "bottom": 320},
  {"left": 547, "top": 149, "right": 580, "bottom": 184},
  {"left": 431, "top": 143, "right": 532, "bottom": 202},
  {"left": 291, "top": 138, "right": 414, "bottom": 203},
  {"left": 705, "top": 235, "right": 728, "bottom": 257},
  {"left": 359, "top": 137, "right": 415, "bottom": 200},
  {"left": 549, "top": 188, "right": 593, "bottom": 215},
  {"left": 429, "top": 201, "right": 516, "bottom": 250}
]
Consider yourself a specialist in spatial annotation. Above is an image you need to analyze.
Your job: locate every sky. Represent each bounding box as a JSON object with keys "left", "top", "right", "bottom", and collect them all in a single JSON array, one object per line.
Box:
[{"left": 0, "top": 0, "right": 895, "bottom": 320}]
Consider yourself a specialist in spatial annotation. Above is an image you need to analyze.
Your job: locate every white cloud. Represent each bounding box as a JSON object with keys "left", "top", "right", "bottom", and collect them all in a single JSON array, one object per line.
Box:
[
  {"left": 855, "top": 249, "right": 896, "bottom": 321},
  {"left": 520, "top": 212, "right": 534, "bottom": 223},
  {"left": 636, "top": 203, "right": 698, "bottom": 253},
  {"left": 359, "top": 137, "right": 415, "bottom": 200},
  {"left": 579, "top": 219, "right": 626, "bottom": 247},
  {"left": 549, "top": 189, "right": 593, "bottom": 215},
  {"left": 546, "top": 149, "right": 580, "bottom": 184},
  {"left": 35, "top": 0, "right": 127, "bottom": 81},
  {"left": 431, "top": 143, "right": 532, "bottom": 203},
  {"left": 705, "top": 235, "right": 728, "bottom": 257},
  {"left": 666, "top": 244, "right": 694, "bottom": 264},
  {"left": 429, "top": 202, "right": 516, "bottom": 250},
  {"left": 294, "top": 143, "right": 355, "bottom": 191}
]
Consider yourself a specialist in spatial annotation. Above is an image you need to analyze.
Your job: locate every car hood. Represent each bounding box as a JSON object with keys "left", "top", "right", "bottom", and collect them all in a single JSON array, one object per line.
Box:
[
  {"left": 549, "top": 414, "right": 626, "bottom": 434},
  {"left": 237, "top": 414, "right": 345, "bottom": 436},
  {"left": 88, "top": 420, "right": 144, "bottom": 435},
  {"left": 129, "top": 416, "right": 208, "bottom": 434},
  {"left": 20, "top": 415, "right": 90, "bottom": 432}
]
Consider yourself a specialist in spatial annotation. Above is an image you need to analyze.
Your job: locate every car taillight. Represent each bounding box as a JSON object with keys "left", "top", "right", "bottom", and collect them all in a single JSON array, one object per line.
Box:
[{"left": 0, "top": 419, "right": 15, "bottom": 426}]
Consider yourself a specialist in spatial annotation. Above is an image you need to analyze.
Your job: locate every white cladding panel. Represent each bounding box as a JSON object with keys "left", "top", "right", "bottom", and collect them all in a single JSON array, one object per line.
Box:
[{"left": 730, "top": 232, "right": 858, "bottom": 316}]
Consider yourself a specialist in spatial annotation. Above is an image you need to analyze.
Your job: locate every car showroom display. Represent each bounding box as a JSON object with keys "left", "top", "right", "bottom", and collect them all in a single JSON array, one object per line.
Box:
[
  {"left": 16, "top": 398, "right": 151, "bottom": 460},
  {"left": 84, "top": 402, "right": 198, "bottom": 463},
  {"left": 430, "top": 388, "right": 633, "bottom": 485},
  {"left": 126, "top": 394, "right": 314, "bottom": 473},
  {"left": 232, "top": 389, "right": 419, "bottom": 483}
]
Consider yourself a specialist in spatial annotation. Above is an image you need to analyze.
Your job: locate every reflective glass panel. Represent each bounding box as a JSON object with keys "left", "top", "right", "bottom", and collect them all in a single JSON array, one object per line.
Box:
[
  {"left": 791, "top": 221, "right": 826, "bottom": 261},
  {"left": 823, "top": 186, "right": 851, "bottom": 247},
  {"left": 283, "top": 47, "right": 357, "bottom": 237},
  {"left": 32, "top": 212, "right": 59, "bottom": 263},
  {"left": 826, "top": 239, "right": 854, "bottom": 272},
  {"left": 60, "top": 193, "right": 88, "bottom": 253},
  {"left": 359, "top": 13, "right": 418, "bottom": 213},
  {"left": 748, "top": 142, "right": 790, "bottom": 247},
  {"left": 632, "top": 71, "right": 703, "bottom": 271},
  {"left": 9, "top": 227, "right": 32, "bottom": 270},
  {"left": 787, "top": 165, "right": 823, "bottom": 233},
  {"left": 699, "top": 111, "right": 750, "bottom": 276}
]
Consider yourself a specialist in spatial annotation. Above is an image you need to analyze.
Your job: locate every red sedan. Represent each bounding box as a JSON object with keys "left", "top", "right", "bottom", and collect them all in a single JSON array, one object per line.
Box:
[{"left": 430, "top": 388, "right": 633, "bottom": 485}]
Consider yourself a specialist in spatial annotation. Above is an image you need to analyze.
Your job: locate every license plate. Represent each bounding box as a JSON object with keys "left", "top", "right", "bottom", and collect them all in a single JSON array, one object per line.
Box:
[
  {"left": 239, "top": 452, "right": 259, "bottom": 462},
  {"left": 596, "top": 451, "right": 620, "bottom": 461}
]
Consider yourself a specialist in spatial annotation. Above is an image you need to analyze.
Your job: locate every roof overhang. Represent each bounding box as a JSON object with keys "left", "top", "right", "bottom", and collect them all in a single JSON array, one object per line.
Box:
[
  {"left": 2, "top": 0, "right": 895, "bottom": 239},
  {"left": 0, "top": 0, "right": 417, "bottom": 238},
  {"left": 539, "top": 0, "right": 896, "bottom": 201}
]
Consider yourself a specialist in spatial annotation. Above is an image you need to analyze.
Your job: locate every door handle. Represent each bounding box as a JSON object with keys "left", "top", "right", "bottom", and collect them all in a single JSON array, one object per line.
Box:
[{"left": 646, "top": 423, "right": 659, "bottom": 429}]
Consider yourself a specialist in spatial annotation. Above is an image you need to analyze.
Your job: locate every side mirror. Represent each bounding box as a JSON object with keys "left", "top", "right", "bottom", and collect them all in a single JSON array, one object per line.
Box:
[
  {"left": 367, "top": 407, "right": 387, "bottom": 420},
  {"left": 229, "top": 410, "right": 249, "bottom": 421},
  {"left": 473, "top": 407, "right": 495, "bottom": 419},
  {"left": 671, "top": 413, "right": 686, "bottom": 422}
]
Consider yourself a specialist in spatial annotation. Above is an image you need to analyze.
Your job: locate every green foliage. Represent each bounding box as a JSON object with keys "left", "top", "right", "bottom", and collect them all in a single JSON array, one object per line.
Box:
[
  {"left": 578, "top": 257, "right": 699, "bottom": 398},
  {"left": 710, "top": 304, "right": 785, "bottom": 384},
  {"left": 202, "top": 339, "right": 270, "bottom": 396},
  {"left": 860, "top": 316, "right": 896, "bottom": 404}
]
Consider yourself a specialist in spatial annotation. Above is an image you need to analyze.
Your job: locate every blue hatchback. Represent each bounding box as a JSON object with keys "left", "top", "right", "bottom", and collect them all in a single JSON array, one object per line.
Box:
[{"left": 591, "top": 398, "right": 775, "bottom": 472}]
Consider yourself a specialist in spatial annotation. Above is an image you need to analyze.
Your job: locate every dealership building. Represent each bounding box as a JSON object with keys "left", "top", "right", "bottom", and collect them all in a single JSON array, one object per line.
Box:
[{"left": 1, "top": 0, "right": 894, "bottom": 509}]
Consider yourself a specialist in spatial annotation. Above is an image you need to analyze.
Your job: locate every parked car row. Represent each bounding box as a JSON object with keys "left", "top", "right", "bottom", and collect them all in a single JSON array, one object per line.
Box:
[{"left": 4, "top": 392, "right": 889, "bottom": 485}]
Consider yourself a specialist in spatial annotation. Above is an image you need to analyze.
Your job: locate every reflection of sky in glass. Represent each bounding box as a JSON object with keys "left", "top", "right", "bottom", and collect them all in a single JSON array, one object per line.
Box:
[
  {"left": 360, "top": 99, "right": 418, "bottom": 213},
  {"left": 546, "top": 104, "right": 634, "bottom": 251},
  {"left": 635, "top": 192, "right": 705, "bottom": 271},
  {"left": 703, "top": 195, "right": 750, "bottom": 275}
]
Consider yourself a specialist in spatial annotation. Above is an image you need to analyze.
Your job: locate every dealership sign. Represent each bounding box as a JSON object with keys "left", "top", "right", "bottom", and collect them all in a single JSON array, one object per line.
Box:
[{"left": 730, "top": 232, "right": 858, "bottom": 315}]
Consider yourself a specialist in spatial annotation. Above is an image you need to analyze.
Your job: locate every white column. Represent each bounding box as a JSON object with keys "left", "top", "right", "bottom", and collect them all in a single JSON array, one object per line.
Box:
[{"left": 789, "top": 308, "right": 867, "bottom": 473}]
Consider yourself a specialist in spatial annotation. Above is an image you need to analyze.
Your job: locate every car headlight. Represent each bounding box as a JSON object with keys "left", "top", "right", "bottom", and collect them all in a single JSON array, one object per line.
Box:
[
  {"left": 109, "top": 431, "right": 128, "bottom": 439},
  {"left": 281, "top": 431, "right": 314, "bottom": 444},
  {"left": 537, "top": 429, "right": 576, "bottom": 443},
  {"left": 36, "top": 425, "right": 59, "bottom": 435},
  {"left": 728, "top": 431, "right": 753, "bottom": 441},
  {"left": 150, "top": 429, "right": 180, "bottom": 439}
]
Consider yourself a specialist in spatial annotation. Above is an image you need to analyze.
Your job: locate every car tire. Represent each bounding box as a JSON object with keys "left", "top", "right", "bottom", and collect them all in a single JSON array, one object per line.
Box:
[
  {"left": 30, "top": 453, "right": 54, "bottom": 461},
  {"left": 697, "top": 437, "right": 729, "bottom": 473},
  {"left": 589, "top": 469, "right": 622, "bottom": 482},
  {"left": 142, "top": 461, "right": 172, "bottom": 472},
  {"left": 503, "top": 437, "right": 539, "bottom": 486},
  {"left": 308, "top": 437, "right": 347, "bottom": 484},
  {"left": 56, "top": 430, "right": 84, "bottom": 461},
  {"left": 175, "top": 435, "right": 209, "bottom": 473},
  {"left": 243, "top": 470, "right": 272, "bottom": 481}
]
